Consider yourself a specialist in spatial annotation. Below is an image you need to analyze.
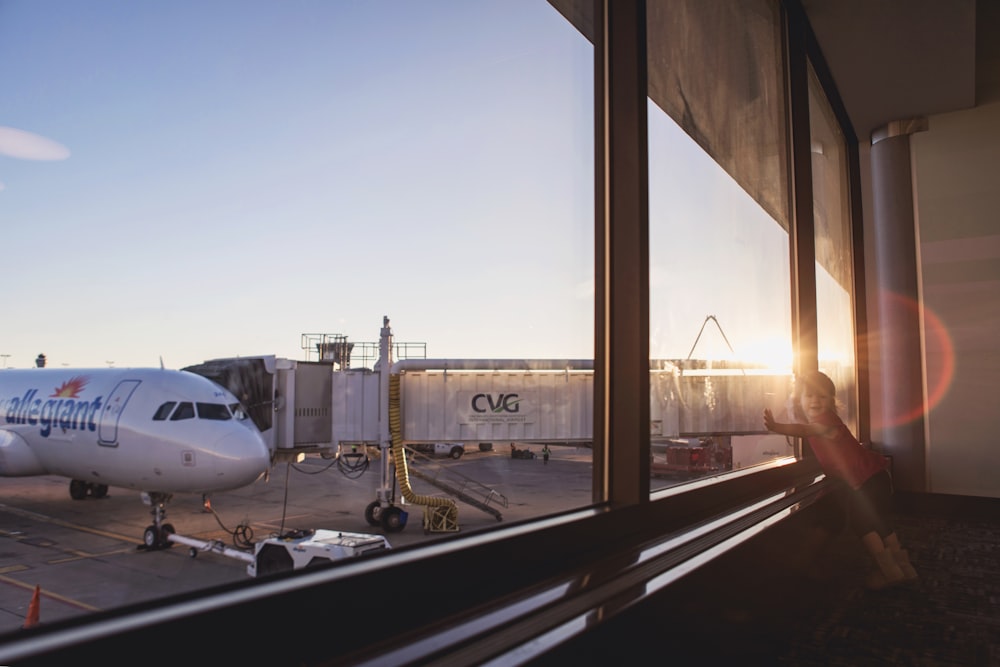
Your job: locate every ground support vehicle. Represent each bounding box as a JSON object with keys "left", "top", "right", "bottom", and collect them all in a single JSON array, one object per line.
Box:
[
  {"left": 247, "top": 529, "right": 391, "bottom": 577},
  {"left": 167, "top": 529, "right": 390, "bottom": 578}
]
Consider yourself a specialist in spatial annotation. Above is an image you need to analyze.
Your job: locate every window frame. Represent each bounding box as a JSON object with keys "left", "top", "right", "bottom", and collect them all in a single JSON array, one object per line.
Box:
[{"left": 0, "top": 1, "right": 867, "bottom": 663}]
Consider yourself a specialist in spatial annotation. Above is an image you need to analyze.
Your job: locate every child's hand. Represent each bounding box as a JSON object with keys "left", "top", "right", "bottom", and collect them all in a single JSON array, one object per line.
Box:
[{"left": 763, "top": 408, "right": 776, "bottom": 431}]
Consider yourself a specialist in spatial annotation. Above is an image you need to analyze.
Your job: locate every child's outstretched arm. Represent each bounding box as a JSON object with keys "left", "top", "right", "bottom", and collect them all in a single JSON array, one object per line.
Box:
[{"left": 763, "top": 408, "right": 830, "bottom": 438}]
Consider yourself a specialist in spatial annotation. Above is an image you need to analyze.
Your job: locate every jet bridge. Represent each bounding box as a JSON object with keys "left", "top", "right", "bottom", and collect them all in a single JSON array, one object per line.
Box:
[
  {"left": 183, "top": 355, "right": 335, "bottom": 462},
  {"left": 184, "top": 330, "right": 524, "bottom": 533},
  {"left": 190, "top": 316, "right": 792, "bottom": 535}
]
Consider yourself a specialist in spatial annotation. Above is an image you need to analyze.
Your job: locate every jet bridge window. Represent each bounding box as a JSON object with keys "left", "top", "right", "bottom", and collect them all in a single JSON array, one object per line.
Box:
[
  {"left": 197, "top": 403, "right": 232, "bottom": 420},
  {"left": 152, "top": 402, "right": 177, "bottom": 421}
]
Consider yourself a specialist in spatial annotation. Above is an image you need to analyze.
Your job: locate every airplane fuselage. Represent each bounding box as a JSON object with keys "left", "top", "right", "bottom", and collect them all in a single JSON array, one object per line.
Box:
[{"left": 0, "top": 367, "right": 270, "bottom": 495}]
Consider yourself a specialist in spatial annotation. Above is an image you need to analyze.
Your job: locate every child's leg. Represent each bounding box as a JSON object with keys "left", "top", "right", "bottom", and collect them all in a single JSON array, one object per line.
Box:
[
  {"left": 884, "top": 532, "right": 918, "bottom": 580},
  {"left": 861, "top": 530, "right": 905, "bottom": 588},
  {"left": 884, "top": 532, "right": 902, "bottom": 551},
  {"left": 849, "top": 473, "right": 917, "bottom": 588},
  {"left": 861, "top": 530, "right": 886, "bottom": 555}
]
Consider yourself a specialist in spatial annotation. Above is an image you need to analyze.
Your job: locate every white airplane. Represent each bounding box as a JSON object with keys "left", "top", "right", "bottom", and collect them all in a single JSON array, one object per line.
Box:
[{"left": 0, "top": 367, "right": 271, "bottom": 549}]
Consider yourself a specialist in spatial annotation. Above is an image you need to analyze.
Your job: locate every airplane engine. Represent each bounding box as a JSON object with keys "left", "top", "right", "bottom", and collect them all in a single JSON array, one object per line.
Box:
[{"left": 0, "top": 430, "right": 47, "bottom": 476}]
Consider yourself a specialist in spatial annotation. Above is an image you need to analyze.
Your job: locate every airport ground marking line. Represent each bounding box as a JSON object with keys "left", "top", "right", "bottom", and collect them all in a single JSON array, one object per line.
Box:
[
  {"left": 0, "top": 573, "right": 101, "bottom": 612},
  {"left": 0, "top": 502, "right": 138, "bottom": 544},
  {"left": 48, "top": 546, "right": 138, "bottom": 565},
  {"left": 1, "top": 517, "right": 138, "bottom": 562}
]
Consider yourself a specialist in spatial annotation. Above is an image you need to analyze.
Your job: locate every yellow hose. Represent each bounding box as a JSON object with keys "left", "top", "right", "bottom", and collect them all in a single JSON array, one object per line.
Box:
[{"left": 389, "top": 373, "right": 459, "bottom": 532}]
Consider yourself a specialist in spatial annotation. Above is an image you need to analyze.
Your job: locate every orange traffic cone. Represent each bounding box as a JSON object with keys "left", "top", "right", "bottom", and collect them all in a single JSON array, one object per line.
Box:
[{"left": 23, "top": 585, "right": 40, "bottom": 629}]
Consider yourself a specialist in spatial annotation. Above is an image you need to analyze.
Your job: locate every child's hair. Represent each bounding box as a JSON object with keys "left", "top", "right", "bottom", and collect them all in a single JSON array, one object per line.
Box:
[{"left": 791, "top": 370, "right": 839, "bottom": 421}]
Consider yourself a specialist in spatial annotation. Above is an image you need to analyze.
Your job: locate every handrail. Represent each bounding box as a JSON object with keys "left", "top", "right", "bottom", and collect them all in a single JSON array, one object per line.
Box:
[
  {"left": 0, "top": 459, "right": 830, "bottom": 666},
  {"left": 404, "top": 445, "right": 509, "bottom": 519},
  {"left": 347, "top": 475, "right": 837, "bottom": 666}
]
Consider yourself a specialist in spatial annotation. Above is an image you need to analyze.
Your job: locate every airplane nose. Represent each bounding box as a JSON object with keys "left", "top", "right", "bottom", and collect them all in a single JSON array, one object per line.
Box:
[{"left": 213, "top": 430, "right": 270, "bottom": 486}]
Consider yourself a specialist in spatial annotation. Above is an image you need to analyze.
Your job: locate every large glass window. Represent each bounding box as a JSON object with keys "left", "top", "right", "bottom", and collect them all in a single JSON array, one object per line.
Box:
[
  {"left": 0, "top": 3, "right": 877, "bottom": 661},
  {"left": 0, "top": 0, "right": 592, "bottom": 627},
  {"left": 808, "top": 63, "right": 858, "bottom": 432},
  {"left": 646, "top": 0, "right": 794, "bottom": 487}
]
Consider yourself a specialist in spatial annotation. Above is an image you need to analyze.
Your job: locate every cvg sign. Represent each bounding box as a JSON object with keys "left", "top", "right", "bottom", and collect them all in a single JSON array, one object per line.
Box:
[
  {"left": 459, "top": 391, "right": 534, "bottom": 424},
  {"left": 471, "top": 393, "right": 522, "bottom": 414}
]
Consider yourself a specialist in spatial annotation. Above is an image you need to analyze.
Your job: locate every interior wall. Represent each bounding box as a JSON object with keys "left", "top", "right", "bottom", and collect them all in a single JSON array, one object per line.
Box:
[{"left": 912, "top": 98, "right": 1000, "bottom": 498}]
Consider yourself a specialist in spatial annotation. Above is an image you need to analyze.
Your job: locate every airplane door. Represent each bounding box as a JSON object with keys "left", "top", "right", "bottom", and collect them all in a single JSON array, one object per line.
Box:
[{"left": 98, "top": 380, "right": 141, "bottom": 446}]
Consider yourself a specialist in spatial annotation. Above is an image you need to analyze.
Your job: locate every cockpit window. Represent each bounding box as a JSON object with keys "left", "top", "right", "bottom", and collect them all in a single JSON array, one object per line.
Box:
[
  {"left": 152, "top": 402, "right": 177, "bottom": 421},
  {"left": 170, "top": 402, "right": 196, "bottom": 420},
  {"left": 158, "top": 402, "right": 233, "bottom": 421},
  {"left": 197, "top": 403, "right": 232, "bottom": 420}
]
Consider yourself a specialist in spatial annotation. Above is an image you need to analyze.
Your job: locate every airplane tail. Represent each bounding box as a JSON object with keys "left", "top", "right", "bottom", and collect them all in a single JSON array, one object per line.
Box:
[{"left": 23, "top": 585, "right": 40, "bottom": 629}]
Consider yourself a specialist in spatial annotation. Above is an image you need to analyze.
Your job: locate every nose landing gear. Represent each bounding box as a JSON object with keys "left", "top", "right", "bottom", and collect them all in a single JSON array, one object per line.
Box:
[{"left": 140, "top": 492, "right": 176, "bottom": 550}]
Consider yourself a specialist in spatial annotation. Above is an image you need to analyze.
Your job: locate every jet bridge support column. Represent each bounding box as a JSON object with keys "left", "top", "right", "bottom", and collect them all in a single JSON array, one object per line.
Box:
[
  {"left": 377, "top": 316, "right": 394, "bottom": 509},
  {"left": 362, "top": 316, "right": 413, "bottom": 532}
]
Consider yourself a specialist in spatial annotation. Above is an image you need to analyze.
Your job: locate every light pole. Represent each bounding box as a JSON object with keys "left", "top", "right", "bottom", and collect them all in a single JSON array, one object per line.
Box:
[{"left": 0, "top": 354, "right": 9, "bottom": 368}]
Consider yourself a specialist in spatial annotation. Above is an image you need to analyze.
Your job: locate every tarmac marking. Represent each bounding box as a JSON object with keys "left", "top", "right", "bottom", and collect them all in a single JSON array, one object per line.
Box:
[
  {"left": 0, "top": 507, "right": 139, "bottom": 566},
  {"left": 253, "top": 514, "right": 315, "bottom": 532},
  {"left": 0, "top": 503, "right": 136, "bottom": 544},
  {"left": 47, "top": 546, "right": 139, "bottom": 565},
  {"left": 0, "top": 574, "right": 100, "bottom": 612}
]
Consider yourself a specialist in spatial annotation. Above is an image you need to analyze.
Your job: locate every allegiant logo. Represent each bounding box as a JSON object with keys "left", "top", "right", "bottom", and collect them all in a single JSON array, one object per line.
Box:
[
  {"left": 471, "top": 393, "right": 522, "bottom": 414},
  {"left": 3, "top": 376, "right": 104, "bottom": 438}
]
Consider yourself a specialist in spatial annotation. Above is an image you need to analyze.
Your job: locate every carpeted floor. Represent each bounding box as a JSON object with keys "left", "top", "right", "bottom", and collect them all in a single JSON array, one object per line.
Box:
[{"left": 775, "top": 493, "right": 1000, "bottom": 666}]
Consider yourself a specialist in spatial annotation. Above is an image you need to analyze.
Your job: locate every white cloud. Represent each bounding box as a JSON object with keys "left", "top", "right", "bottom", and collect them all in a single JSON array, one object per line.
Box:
[{"left": 0, "top": 126, "right": 71, "bottom": 161}]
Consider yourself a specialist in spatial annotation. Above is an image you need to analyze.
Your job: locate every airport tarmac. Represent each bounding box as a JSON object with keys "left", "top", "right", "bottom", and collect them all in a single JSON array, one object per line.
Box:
[{"left": 0, "top": 444, "right": 601, "bottom": 635}]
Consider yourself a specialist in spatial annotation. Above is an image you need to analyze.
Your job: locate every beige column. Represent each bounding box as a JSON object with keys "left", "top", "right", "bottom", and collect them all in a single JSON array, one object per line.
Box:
[{"left": 870, "top": 118, "right": 928, "bottom": 492}]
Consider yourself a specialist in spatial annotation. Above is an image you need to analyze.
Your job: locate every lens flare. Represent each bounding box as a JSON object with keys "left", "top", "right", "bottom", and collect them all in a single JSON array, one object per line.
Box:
[{"left": 878, "top": 292, "right": 955, "bottom": 428}]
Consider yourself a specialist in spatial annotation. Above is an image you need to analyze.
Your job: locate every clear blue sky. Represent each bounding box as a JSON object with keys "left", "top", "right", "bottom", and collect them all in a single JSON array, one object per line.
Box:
[{"left": 1, "top": 1, "right": 799, "bottom": 370}]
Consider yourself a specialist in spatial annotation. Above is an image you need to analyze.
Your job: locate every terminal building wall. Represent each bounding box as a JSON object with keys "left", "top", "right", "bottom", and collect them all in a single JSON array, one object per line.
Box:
[{"left": 911, "top": 98, "right": 1000, "bottom": 497}]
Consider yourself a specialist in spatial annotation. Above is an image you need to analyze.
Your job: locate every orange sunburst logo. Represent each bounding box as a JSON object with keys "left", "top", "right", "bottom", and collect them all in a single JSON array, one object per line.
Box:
[{"left": 51, "top": 376, "right": 90, "bottom": 398}]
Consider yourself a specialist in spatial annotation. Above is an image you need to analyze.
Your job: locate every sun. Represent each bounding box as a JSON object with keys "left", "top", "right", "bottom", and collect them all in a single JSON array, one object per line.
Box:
[{"left": 739, "top": 334, "right": 793, "bottom": 371}]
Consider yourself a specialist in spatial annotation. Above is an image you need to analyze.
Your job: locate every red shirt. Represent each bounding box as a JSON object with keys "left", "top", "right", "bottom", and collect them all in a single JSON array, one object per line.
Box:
[{"left": 806, "top": 410, "right": 888, "bottom": 489}]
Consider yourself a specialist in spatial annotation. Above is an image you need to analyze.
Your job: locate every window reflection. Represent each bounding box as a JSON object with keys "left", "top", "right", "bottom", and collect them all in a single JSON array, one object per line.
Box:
[
  {"left": 647, "top": 0, "right": 794, "bottom": 488},
  {"left": 808, "top": 63, "right": 858, "bottom": 432}
]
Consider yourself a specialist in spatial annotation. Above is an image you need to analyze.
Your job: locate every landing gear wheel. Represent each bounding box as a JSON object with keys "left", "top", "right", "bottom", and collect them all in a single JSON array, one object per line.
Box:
[
  {"left": 69, "top": 480, "right": 88, "bottom": 500},
  {"left": 381, "top": 506, "right": 406, "bottom": 533},
  {"left": 143, "top": 526, "right": 160, "bottom": 549},
  {"left": 188, "top": 548, "right": 198, "bottom": 559},
  {"left": 364, "top": 501, "right": 382, "bottom": 527},
  {"left": 92, "top": 484, "right": 109, "bottom": 499}
]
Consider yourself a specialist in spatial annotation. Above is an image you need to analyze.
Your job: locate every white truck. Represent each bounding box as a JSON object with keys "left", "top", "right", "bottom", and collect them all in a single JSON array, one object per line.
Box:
[{"left": 411, "top": 442, "right": 466, "bottom": 459}]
